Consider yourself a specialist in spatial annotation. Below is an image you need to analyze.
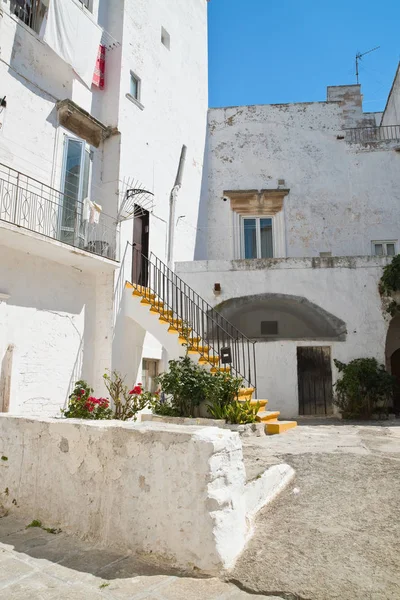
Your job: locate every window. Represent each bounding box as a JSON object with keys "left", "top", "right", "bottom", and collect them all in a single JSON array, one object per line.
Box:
[
  {"left": 79, "top": 0, "right": 92, "bottom": 10},
  {"left": 11, "top": 0, "right": 47, "bottom": 34},
  {"left": 241, "top": 217, "right": 273, "bottom": 259},
  {"left": 130, "top": 72, "right": 141, "bottom": 101},
  {"left": 61, "top": 136, "right": 92, "bottom": 245},
  {"left": 161, "top": 27, "right": 171, "bottom": 50},
  {"left": 261, "top": 321, "right": 278, "bottom": 336},
  {"left": 372, "top": 241, "right": 397, "bottom": 257},
  {"left": 142, "top": 359, "right": 159, "bottom": 393}
]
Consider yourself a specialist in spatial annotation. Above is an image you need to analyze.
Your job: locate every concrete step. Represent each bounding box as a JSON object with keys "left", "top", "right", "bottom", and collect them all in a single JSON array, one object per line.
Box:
[
  {"left": 211, "top": 366, "right": 231, "bottom": 373},
  {"left": 265, "top": 421, "right": 298, "bottom": 435},
  {"left": 238, "top": 387, "right": 255, "bottom": 400},
  {"left": 256, "top": 410, "right": 281, "bottom": 423},
  {"left": 149, "top": 301, "right": 165, "bottom": 312},
  {"left": 187, "top": 345, "right": 210, "bottom": 355},
  {"left": 238, "top": 398, "right": 268, "bottom": 408},
  {"left": 199, "top": 355, "right": 220, "bottom": 365}
]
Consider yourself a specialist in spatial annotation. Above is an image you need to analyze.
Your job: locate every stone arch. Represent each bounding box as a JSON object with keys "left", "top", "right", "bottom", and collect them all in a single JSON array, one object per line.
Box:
[{"left": 213, "top": 293, "right": 347, "bottom": 341}]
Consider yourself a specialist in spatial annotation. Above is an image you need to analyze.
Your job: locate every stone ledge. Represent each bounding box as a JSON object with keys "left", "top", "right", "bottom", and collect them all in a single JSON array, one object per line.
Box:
[{"left": 141, "top": 414, "right": 265, "bottom": 437}]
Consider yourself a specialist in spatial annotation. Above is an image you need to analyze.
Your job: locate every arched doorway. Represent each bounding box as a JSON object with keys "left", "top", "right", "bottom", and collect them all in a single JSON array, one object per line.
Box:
[
  {"left": 385, "top": 315, "right": 400, "bottom": 414},
  {"left": 391, "top": 348, "right": 400, "bottom": 414}
]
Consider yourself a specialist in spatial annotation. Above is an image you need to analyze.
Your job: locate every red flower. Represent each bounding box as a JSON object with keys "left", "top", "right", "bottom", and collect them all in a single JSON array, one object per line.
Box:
[{"left": 129, "top": 385, "right": 142, "bottom": 395}]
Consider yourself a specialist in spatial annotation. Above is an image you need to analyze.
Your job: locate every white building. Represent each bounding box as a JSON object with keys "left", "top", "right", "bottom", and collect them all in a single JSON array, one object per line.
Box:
[
  {"left": 176, "top": 66, "right": 400, "bottom": 417},
  {"left": 1, "top": 0, "right": 399, "bottom": 422},
  {"left": 0, "top": 0, "right": 208, "bottom": 415}
]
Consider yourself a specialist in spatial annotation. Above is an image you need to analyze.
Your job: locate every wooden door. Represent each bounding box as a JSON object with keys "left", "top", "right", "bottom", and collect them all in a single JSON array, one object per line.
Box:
[
  {"left": 297, "top": 347, "right": 333, "bottom": 415},
  {"left": 390, "top": 349, "right": 400, "bottom": 414},
  {"left": 132, "top": 208, "right": 149, "bottom": 285}
]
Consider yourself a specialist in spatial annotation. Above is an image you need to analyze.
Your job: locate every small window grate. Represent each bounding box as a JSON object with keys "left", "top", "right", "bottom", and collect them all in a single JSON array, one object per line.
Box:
[{"left": 261, "top": 321, "right": 278, "bottom": 335}]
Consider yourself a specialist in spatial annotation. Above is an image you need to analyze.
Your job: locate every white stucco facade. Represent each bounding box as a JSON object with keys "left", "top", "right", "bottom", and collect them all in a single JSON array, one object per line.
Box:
[
  {"left": 175, "top": 75, "right": 400, "bottom": 418},
  {"left": 196, "top": 85, "right": 400, "bottom": 262},
  {"left": 0, "top": 0, "right": 208, "bottom": 415},
  {"left": 176, "top": 256, "right": 393, "bottom": 417}
]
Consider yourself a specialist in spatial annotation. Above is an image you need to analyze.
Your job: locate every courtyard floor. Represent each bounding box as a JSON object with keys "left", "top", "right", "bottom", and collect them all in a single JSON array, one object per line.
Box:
[
  {"left": 234, "top": 419, "right": 400, "bottom": 600},
  {"left": 0, "top": 421, "right": 399, "bottom": 599}
]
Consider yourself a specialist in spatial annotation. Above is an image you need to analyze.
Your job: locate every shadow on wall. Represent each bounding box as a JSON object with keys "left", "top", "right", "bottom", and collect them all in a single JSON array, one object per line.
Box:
[
  {"left": 194, "top": 118, "right": 209, "bottom": 261},
  {"left": 7, "top": 6, "right": 73, "bottom": 104},
  {"left": 213, "top": 293, "right": 347, "bottom": 341}
]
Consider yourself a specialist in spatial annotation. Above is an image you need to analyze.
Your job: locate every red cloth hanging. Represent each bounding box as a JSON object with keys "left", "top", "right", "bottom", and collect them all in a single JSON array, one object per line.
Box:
[{"left": 93, "top": 44, "right": 106, "bottom": 89}]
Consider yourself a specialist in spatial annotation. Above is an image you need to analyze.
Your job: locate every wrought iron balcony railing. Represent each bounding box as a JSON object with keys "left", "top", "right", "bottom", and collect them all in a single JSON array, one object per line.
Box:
[
  {"left": 345, "top": 125, "right": 400, "bottom": 144},
  {"left": 0, "top": 163, "right": 117, "bottom": 261}
]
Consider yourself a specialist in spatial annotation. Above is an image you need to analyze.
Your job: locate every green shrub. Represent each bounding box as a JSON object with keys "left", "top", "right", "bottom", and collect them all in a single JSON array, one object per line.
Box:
[
  {"left": 103, "top": 372, "right": 153, "bottom": 421},
  {"left": 155, "top": 356, "right": 210, "bottom": 417},
  {"left": 225, "top": 399, "right": 260, "bottom": 425},
  {"left": 206, "top": 371, "right": 243, "bottom": 420},
  {"left": 62, "top": 380, "right": 112, "bottom": 420},
  {"left": 379, "top": 255, "right": 400, "bottom": 315},
  {"left": 334, "top": 358, "right": 395, "bottom": 419}
]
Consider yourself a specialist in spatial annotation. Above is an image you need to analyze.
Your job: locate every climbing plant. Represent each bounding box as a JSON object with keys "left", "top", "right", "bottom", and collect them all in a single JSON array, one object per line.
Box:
[{"left": 379, "top": 255, "right": 400, "bottom": 316}]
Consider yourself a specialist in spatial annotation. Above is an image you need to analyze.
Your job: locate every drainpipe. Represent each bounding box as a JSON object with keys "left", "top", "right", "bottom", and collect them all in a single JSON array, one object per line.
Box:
[{"left": 167, "top": 145, "right": 187, "bottom": 270}]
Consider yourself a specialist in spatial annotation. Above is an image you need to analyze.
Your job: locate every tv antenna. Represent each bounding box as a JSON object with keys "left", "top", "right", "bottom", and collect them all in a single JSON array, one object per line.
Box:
[{"left": 355, "top": 46, "right": 380, "bottom": 84}]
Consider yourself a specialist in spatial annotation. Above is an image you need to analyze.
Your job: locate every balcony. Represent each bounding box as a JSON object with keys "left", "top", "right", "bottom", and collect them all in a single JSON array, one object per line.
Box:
[
  {"left": 0, "top": 163, "right": 117, "bottom": 261},
  {"left": 345, "top": 125, "right": 400, "bottom": 144}
]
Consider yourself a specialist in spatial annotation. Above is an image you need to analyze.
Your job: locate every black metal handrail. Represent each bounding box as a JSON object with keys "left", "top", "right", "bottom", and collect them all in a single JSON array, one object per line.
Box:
[
  {"left": 132, "top": 245, "right": 257, "bottom": 391},
  {"left": 0, "top": 162, "right": 117, "bottom": 260},
  {"left": 345, "top": 125, "right": 400, "bottom": 144}
]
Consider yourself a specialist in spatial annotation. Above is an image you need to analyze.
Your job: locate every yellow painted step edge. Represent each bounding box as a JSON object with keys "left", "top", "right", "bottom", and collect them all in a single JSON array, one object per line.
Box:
[{"left": 265, "top": 421, "right": 297, "bottom": 435}]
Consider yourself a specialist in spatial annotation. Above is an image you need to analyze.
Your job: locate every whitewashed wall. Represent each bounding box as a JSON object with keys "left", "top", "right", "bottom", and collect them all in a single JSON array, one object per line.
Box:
[
  {"left": 176, "top": 256, "right": 390, "bottom": 417},
  {"left": 381, "top": 64, "right": 400, "bottom": 126},
  {"left": 0, "top": 245, "right": 115, "bottom": 416},
  {"left": 0, "top": 416, "right": 294, "bottom": 573},
  {"left": 113, "top": 0, "right": 208, "bottom": 382},
  {"left": 200, "top": 90, "right": 400, "bottom": 261}
]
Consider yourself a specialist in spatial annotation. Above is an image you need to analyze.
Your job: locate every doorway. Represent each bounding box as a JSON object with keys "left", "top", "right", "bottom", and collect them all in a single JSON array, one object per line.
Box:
[
  {"left": 390, "top": 348, "right": 400, "bottom": 414},
  {"left": 297, "top": 346, "right": 333, "bottom": 415},
  {"left": 132, "top": 207, "right": 149, "bottom": 286}
]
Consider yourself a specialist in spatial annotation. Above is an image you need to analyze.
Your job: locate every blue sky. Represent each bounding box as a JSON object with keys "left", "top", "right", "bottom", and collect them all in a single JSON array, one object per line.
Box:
[{"left": 208, "top": 0, "right": 400, "bottom": 112}]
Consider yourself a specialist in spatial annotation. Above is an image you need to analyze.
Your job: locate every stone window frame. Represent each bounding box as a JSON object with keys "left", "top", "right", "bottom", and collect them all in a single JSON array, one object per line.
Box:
[{"left": 224, "top": 189, "right": 289, "bottom": 259}]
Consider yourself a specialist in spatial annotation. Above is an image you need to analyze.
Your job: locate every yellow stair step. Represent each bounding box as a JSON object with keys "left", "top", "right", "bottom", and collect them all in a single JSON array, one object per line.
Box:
[
  {"left": 199, "top": 356, "right": 220, "bottom": 365},
  {"left": 133, "top": 290, "right": 156, "bottom": 300},
  {"left": 238, "top": 387, "right": 255, "bottom": 400},
  {"left": 149, "top": 301, "right": 165, "bottom": 312},
  {"left": 188, "top": 345, "right": 210, "bottom": 355},
  {"left": 211, "top": 366, "right": 231, "bottom": 373},
  {"left": 239, "top": 399, "right": 268, "bottom": 409},
  {"left": 256, "top": 410, "right": 280, "bottom": 423},
  {"left": 266, "top": 421, "right": 297, "bottom": 435},
  {"left": 179, "top": 336, "right": 201, "bottom": 345}
]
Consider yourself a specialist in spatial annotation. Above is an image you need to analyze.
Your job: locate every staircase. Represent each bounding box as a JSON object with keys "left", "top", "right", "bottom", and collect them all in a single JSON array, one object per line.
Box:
[
  {"left": 124, "top": 246, "right": 297, "bottom": 435},
  {"left": 237, "top": 388, "right": 297, "bottom": 435}
]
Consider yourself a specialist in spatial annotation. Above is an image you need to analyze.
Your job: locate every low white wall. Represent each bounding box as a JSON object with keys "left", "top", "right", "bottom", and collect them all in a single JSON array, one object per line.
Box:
[{"left": 0, "top": 416, "right": 293, "bottom": 574}]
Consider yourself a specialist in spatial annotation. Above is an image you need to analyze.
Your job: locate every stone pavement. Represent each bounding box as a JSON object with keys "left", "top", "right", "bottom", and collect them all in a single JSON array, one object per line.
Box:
[
  {"left": 0, "top": 515, "right": 283, "bottom": 600},
  {"left": 234, "top": 421, "right": 400, "bottom": 600}
]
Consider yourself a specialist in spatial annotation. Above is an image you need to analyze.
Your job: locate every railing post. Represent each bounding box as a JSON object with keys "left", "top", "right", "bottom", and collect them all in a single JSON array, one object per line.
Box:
[{"left": 13, "top": 172, "right": 19, "bottom": 224}]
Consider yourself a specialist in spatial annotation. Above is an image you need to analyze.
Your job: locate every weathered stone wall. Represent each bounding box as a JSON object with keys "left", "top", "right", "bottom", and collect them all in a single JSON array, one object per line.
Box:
[
  {"left": 0, "top": 416, "right": 294, "bottom": 574},
  {"left": 198, "top": 88, "right": 400, "bottom": 261}
]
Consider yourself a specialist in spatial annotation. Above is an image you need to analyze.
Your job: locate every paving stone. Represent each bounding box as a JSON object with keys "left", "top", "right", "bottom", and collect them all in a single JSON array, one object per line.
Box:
[
  {"left": 160, "top": 576, "right": 236, "bottom": 600},
  {"left": 0, "top": 555, "right": 34, "bottom": 587},
  {"left": 0, "top": 572, "right": 62, "bottom": 599},
  {"left": 102, "top": 575, "right": 175, "bottom": 599}
]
